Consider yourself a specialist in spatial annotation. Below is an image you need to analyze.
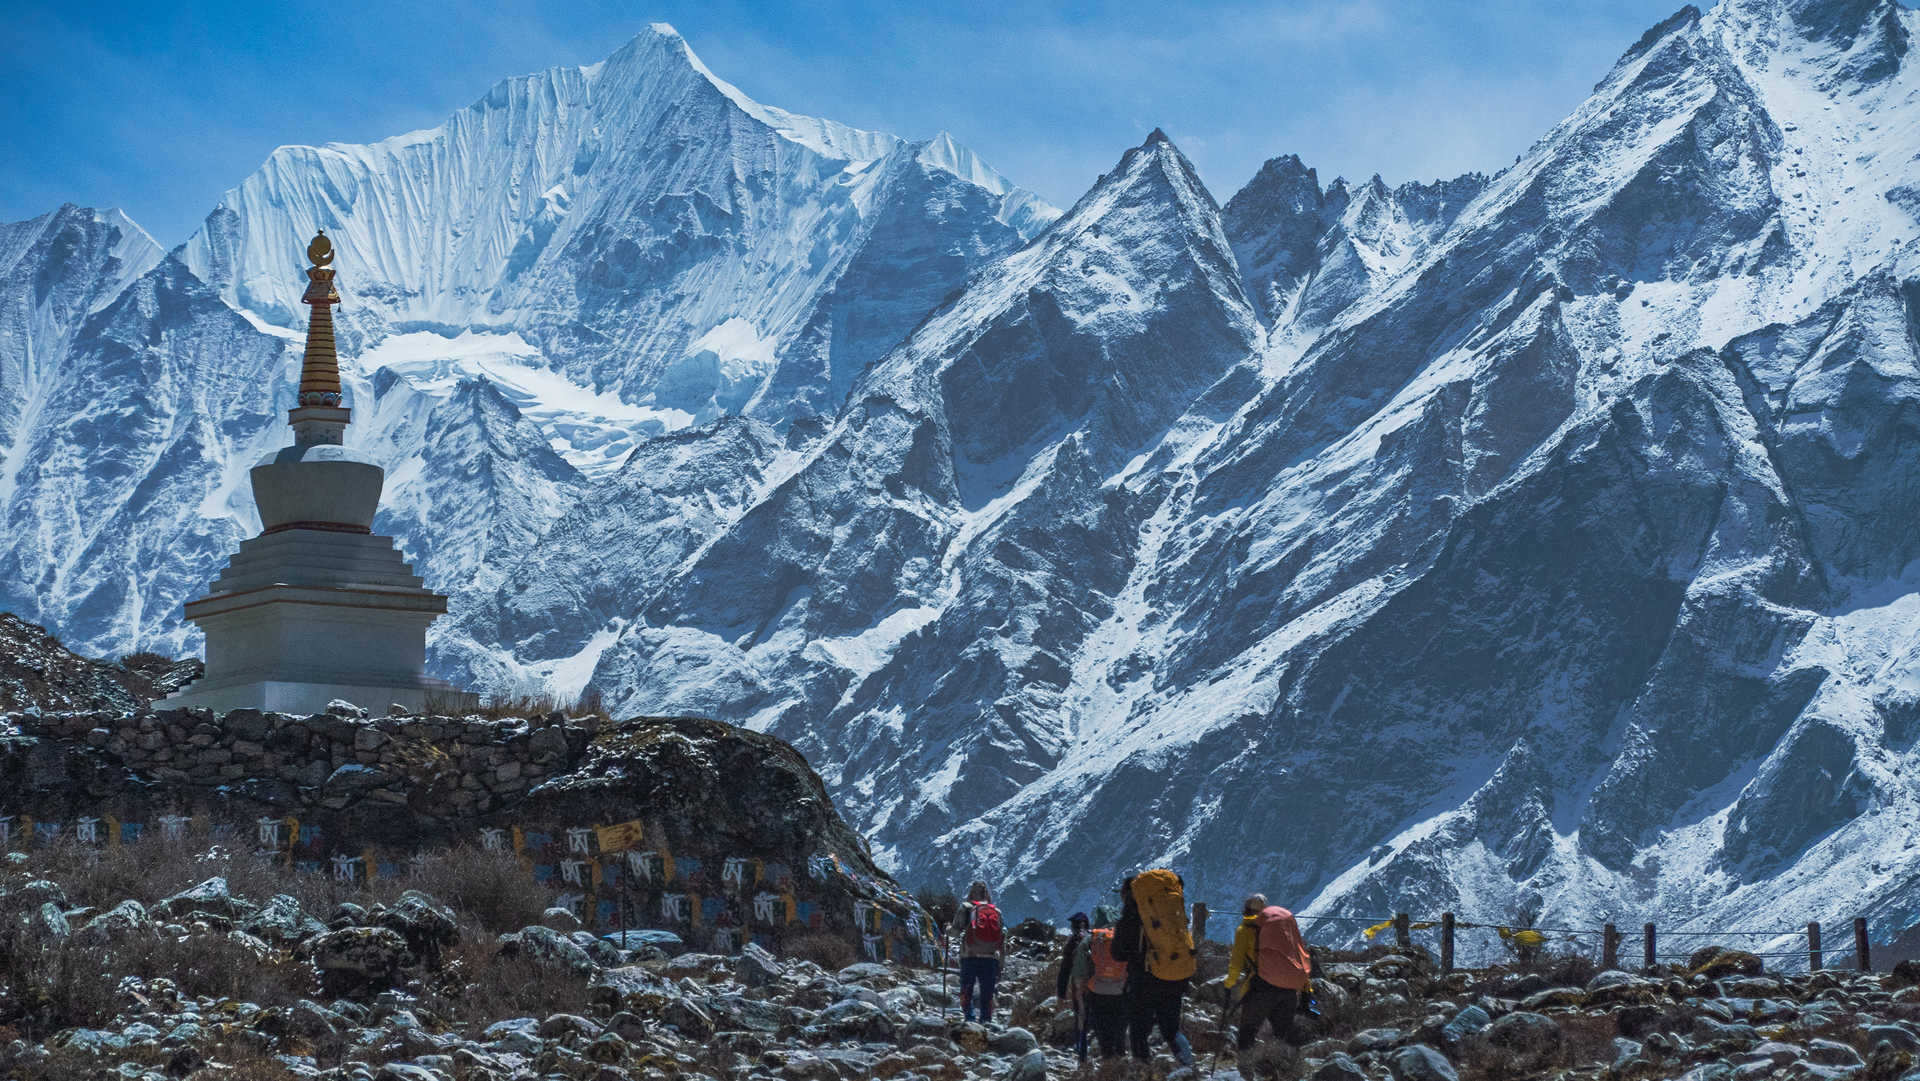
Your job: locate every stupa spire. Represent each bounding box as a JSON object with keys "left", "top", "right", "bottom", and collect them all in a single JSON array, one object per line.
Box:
[{"left": 289, "top": 230, "right": 350, "bottom": 445}]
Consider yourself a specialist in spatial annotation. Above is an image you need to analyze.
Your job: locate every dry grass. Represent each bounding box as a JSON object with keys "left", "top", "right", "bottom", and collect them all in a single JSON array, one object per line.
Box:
[
  {"left": 0, "top": 919, "right": 311, "bottom": 1040},
  {"left": 437, "top": 940, "right": 598, "bottom": 1026},
  {"left": 0, "top": 836, "right": 564, "bottom": 1041},
  {"left": 11, "top": 838, "right": 556, "bottom": 938},
  {"left": 785, "top": 931, "right": 857, "bottom": 971}
]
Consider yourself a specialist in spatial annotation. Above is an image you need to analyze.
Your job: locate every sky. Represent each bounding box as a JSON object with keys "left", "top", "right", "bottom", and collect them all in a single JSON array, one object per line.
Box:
[{"left": 2, "top": 0, "right": 1691, "bottom": 246}]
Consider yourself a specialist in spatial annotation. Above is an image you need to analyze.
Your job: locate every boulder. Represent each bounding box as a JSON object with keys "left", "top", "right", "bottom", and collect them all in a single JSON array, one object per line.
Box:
[
  {"left": 988, "top": 1026, "right": 1040, "bottom": 1055},
  {"left": 662, "top": 995, "right": 714, "bottom": 1039},
  {"left": 1486, "top": 1010, "right": 1563, "bottom": 1071},
  {"left": 1007, "top": 1048, "right": 1048, "bottom": 1081},
  {"left": 153, "top": 877, "right": 254, "bottom": 922},
  {"left": 239, "top": 894, "right": 328, "bottom": 945},
  {"left": 1437, "top": 1003, "right": 1491, "bottom": 1050},
  {"left": 24, "top": 901, "right": 70, "bottom": 940},
  {"left": 308, "top": 926, "right": 415, "bottom": 997},
  {"left": 738, "top": 942, "right": 789, "bottom": 988},
  {"left": 375, "top": 890, "right": 458, "bottom": 961},
  {"left": 1312, "top": 1053, "right": 1369, "bottom": 1081},
  {"left": 498, "top": 925, "right": 597, "bottom": 973},
  {"left": 1389, "top": 1044, "right": 1458, "bottom": 1081},
  {"left": 806, "top": 999, "right": 893, "bottom": 1042}
]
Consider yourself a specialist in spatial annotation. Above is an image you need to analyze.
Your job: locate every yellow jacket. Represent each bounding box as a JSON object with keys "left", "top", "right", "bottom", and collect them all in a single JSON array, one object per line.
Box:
[{"left": 1225, "top": 914, "right": 1259, "bottom": 990}]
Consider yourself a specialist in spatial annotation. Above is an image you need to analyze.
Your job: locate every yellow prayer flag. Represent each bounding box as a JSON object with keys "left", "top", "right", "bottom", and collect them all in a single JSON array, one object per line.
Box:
[
  {"left": 106, "top": 814, "right": 121, "bottom": 848},
  {"left": 1361, "top": 919, "right": 1394, "bottom": 941},
  {"left": 594, "top": 819, "right": 645, "bottom": 853}
]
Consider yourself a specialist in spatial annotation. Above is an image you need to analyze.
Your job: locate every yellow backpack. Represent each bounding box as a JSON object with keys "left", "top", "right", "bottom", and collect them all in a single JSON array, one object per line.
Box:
[{"left": 1130, "top": 869, "right": 1196, "bottom": 982}]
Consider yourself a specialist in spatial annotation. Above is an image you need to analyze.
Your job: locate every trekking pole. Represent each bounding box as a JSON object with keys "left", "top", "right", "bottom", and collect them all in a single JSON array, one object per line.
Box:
[{"left": 1209, "top": 989, "right": 1235, "bottom": 1078}]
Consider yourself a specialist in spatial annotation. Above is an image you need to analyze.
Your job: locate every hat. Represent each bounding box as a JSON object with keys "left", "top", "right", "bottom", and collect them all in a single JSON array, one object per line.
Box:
[{"left": 1069, "top": 911, "right": 1090, "bottom": 927}]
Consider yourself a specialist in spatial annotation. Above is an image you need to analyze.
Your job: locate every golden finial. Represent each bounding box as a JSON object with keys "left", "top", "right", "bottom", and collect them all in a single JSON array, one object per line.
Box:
[{"left": 307, "top": 230, "right": 335, "bottom": 268}]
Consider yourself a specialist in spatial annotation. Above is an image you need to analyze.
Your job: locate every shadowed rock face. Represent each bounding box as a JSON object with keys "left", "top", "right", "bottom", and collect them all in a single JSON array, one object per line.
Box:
[
  {"left": 2, "top": 702, "right": 921, "bottom": 949},
  {"left": 0, "top": 613, "right": 197, "bottom": 713}
]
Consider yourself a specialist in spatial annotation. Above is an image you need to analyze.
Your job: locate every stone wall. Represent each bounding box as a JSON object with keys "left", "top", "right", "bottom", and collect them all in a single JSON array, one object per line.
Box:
[{"left": 0, "top": 704, "right": 935, "bottom": 960}]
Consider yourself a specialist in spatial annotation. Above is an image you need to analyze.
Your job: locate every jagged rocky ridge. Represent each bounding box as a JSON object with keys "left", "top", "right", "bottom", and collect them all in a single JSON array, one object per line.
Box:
[{"left": 8, "top": 0, "right": 1920, "bottom": 950}]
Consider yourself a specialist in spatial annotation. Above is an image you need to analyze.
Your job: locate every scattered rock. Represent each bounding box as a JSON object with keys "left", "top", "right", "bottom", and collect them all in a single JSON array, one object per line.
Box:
[{"left": 1389, "top": 1044, "right": 1458, "bottom": 1081}]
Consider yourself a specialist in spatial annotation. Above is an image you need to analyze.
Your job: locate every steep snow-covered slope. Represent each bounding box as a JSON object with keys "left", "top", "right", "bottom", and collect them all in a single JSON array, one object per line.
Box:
[
  {"left": 0, "top": 26, "right": 1050, "bottom": 658},
  {"left": 915, "top": 0, "right": 1920, "bottom": 943},
  {"left": 580, "top": 128, "right": 1263, "bottom": 863},
  {"left": 180, "top": 24, "right": 1053, "bottom": 430},
  {"left": 518, "top": 0, "right": 1920, "bottom": 951},
  {"left": 437, "top": 416, "right": 789, "bottom": 695},
  {"left": 0, "top": 206, "right": 161, "bottom": 502}
]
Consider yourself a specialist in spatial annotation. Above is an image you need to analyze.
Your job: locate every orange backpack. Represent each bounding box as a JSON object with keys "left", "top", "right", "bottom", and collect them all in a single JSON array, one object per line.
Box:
[
  {"left": 1087, "top": 928, "right": 1127, "bottom": 993},
  {"left": 1254, "top": 906, "right": 1311, "bottom": 990}
]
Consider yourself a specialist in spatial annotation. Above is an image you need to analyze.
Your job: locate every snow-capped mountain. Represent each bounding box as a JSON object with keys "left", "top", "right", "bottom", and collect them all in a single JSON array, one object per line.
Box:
[
  {"left": 10, "top": 0, "right": 1920, "bottom": 951},
  {"left": 0, "top": 24, "right": 1053, "bottom": 658},
  {"left": 922, "top": 0, "right": 1920, "bottom": 941},
  {"left": 180, "top": 24, "right": 1052, "bottom": 441},
  {"left": 478, "top": 0, "right": 1920, "bottom": 947}
]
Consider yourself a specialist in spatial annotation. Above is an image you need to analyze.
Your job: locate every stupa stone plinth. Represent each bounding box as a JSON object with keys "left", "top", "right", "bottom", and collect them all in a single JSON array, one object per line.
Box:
[{"left": 159, "top": 232, "right": 451, "bottom": 715}]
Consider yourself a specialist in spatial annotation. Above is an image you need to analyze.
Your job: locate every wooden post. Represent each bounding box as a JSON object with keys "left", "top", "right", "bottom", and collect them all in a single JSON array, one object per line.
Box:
[
  {"left": 1440, "top": 912, "right": 1455, "bottom": 974},
  {"left": 1856, "top": 917, "right": 1871, "bottom": 972},
  {"left": 1643, "top": 923, "right": 1656, "bottom": 970},
  {"left": 1808, "top": 921, "right": 1822, "bottom": 972},
  {"left": 1602, "top": 923, "right": 1620, "bottom": 970},
  {"left": 1191, "top": 902, "right": 1209, "bottom": 942},
  {"left": 1394, "top": 912, "right": 1411, "bottom": 949}
]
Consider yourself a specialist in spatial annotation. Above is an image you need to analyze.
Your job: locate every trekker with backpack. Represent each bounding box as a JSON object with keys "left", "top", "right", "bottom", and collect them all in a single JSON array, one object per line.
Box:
[
  {"left": 953, "top": 880, "right": 1005, "bottom": 1024},
  {"left": 1056, "top": 911, "right": 1090, "bottom": 1050},
  {"left": 1070, "top": 905, "right": 1129, "bottom": 1064},
  {"left": 1111, "top": 871, "right": 1197, "bottom": 1067},
  {"left": 1224, "top": 893, "right": 1312, "bottom": 1051}
]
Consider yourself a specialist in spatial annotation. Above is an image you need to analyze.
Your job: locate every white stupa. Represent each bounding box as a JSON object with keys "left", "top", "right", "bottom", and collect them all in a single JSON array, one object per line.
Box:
[{"left": 159, "top": 232, "right": 451, "bottom": 715}]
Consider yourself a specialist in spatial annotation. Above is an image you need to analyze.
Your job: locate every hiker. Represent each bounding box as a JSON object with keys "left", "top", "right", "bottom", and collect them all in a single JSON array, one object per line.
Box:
[
  {"left": 1070, "top": 905, "right": 1129, "bottom": 1063},
  {"left": 952, "top": 880, "right": 1005, "bottom": 1024},
  {"left": 1224, "top": 893, "right": 1312, "bottom": 1051},
  {"left": 1111, "top": 870, "right": 1196, "bottom": 1066},
  {"left": 1056, "top": 911, "right": 1090, "bottom": 1041}
]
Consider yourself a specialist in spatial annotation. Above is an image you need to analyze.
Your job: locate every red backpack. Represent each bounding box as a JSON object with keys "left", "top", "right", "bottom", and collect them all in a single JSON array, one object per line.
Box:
[{"left": 967, "top": 901, "right": 1004, "bottom": 945}]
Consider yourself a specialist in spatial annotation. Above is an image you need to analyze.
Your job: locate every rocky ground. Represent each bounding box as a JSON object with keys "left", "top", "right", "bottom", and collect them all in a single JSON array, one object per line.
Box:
[
  {"left": 0, "top": 614, "right": 198, "bottom": 714},
  {"left": 5, "top": 838, "right": 1920, "bottom": 1081}
]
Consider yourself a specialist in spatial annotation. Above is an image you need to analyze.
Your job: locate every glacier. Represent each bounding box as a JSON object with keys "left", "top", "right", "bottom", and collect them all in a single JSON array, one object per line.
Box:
[{"left": 8, "top": 0, "right": 1920, "bottom": 951}]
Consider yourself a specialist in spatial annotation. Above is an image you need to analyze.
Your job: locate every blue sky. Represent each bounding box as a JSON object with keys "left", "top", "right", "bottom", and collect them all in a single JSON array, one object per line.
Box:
[{"left": 3, "top": 0, "right": 1688, "bottom": 246}]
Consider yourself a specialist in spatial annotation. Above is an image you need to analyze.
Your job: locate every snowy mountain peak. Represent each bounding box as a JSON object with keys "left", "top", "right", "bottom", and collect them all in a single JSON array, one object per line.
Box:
[{"left": 1064, "top": 129, "right": 1226, "bottom": 234}]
